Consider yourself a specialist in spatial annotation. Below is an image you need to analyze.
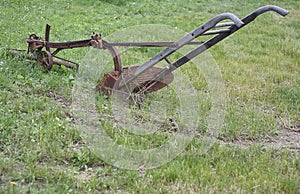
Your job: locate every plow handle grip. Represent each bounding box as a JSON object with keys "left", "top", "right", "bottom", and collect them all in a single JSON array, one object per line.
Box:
[
  {"left": 240, "top": 5, "right": 288, "bottom": 28},
  {"left": 209, "top": 13, "right": 244, "bottom": 28},
  {"left": 253, "top": 5, "right": 289, "bottom": 17}
]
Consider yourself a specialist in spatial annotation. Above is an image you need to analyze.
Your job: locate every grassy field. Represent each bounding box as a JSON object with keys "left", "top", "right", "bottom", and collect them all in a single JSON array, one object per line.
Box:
[{"left": 0, "top": 0, "right": 299, "bottom": 193}]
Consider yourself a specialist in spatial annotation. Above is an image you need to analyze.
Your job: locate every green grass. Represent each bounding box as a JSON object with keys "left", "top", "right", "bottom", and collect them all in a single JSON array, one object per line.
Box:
[{"left": 0, "top": 0, "right": 299, "bottom": 193}]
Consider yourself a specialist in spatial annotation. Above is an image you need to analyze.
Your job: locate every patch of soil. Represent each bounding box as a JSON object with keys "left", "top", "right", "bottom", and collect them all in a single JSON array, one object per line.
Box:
[
  {"left": 75, "top": 170, "right": 96, "bottom": 183},
  {"left": 46, "top": 90, "right": 71, "bottom": 108},
  {"left": 220, "top": 123, "right": 300, "bottom": 152},
  {"left": 45, "top": 89, "right": 75, "bottom": 120},
  {"left": 263, "top": 125, "right": 300, "bottom": 151}
]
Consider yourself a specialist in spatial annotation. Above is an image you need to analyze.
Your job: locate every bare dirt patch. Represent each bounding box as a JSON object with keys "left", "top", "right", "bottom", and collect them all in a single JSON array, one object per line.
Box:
[
  {"left": 46, "top": 90, "right": 72, "bottom": 108},
  {"left": 75, "top": 170, "right": 96, "bottom": 183},
  {"left": 220, "top": 123, "right": 300, "bottom": 152}
]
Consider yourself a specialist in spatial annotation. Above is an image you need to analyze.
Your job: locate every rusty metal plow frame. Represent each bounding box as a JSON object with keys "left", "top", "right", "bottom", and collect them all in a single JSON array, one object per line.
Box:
[{"left": 7, "top": 5, "right": 288, "bottom": 95}]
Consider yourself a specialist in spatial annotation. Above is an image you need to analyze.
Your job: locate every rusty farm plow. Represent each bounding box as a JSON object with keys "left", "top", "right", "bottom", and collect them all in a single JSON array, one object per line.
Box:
[{"left": 7, "top": 5, "right": 288, "bottom": 96}]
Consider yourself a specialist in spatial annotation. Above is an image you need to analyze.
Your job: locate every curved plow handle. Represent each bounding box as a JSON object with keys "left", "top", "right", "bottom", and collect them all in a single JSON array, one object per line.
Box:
[
  {"left": 242, "top": 5, "right": 288, "bottom": 25},
  {"left": 126, "top": 13, "right": 244, "bottom": 83},
  {"left": 207, "top": 13, "right": 244, "bottom": 28},
  {"left": 252, "top": 5, "right": 289, "bottom": 17},
  {"left": 120, "top": 5, "right": 288, "bottom": 87}
]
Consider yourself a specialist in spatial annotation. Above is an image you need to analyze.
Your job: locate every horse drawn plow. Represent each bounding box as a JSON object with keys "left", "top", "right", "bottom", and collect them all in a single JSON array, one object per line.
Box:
[{"left": 8, "top": 5, "right": 288, "bottom": 95}]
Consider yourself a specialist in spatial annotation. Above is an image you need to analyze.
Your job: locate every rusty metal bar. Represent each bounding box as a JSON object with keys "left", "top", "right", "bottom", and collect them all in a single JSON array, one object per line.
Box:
[
  {"left": 103, "top": 41, "right": 204, "bottom": 47},
  {"left": 53, "top": 60, "right": 78, "bottom": 68},
  {"left": 45, "top": 24, "right": 51, "bottom": 52},
  {"left": 102, "top": 40, "right": 123, "bottom": 72},
  {"left": 52, "top": 55, "right": 79, "bottom": 67},
  {"left": 46, "top": 39, "right": 91, "bottom": 49},
  {"left": 22, "top": 38, "right": 92, "bottom": 49}
]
